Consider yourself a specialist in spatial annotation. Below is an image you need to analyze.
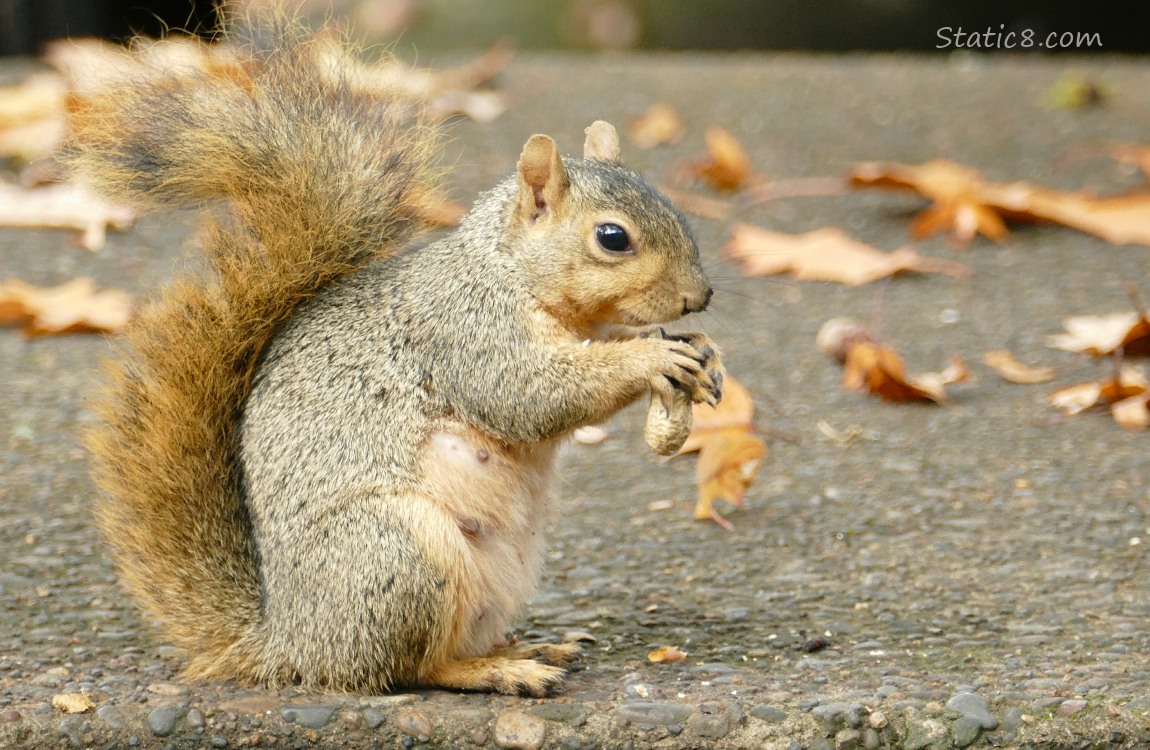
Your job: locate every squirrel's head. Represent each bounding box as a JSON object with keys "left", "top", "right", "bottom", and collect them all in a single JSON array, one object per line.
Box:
[{"left": 506, "top": 122, "right": 711, "bottom": 334}]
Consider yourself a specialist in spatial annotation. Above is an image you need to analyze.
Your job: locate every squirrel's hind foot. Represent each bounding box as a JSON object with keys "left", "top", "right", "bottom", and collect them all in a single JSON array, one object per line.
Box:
[
  {"left": 425, "top": 655, "right": 568, "bottom": 697},
  {"left": 495, "top": 641, "right": 582, "bottom": 667}
]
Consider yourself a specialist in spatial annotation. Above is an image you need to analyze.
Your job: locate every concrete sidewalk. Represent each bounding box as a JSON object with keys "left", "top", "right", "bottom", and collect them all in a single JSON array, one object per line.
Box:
[{"left": 2, "top": 52, "right": 1149, "bottom": 749}]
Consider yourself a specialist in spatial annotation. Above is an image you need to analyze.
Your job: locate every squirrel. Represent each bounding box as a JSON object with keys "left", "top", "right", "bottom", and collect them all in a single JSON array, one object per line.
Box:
[{"left": 75, "top": 18, "right": 723, "bottom": 696}]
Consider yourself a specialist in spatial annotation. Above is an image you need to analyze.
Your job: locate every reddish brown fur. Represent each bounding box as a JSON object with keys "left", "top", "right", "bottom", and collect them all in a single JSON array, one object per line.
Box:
[{"left": 77, "top": 22, "right": 441, "bottom": 682}]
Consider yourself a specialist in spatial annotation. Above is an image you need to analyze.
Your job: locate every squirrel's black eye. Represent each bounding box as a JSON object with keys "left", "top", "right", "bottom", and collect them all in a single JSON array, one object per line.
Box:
[{"left": 595, "top": 223, "right": 631, "bottom": 254}]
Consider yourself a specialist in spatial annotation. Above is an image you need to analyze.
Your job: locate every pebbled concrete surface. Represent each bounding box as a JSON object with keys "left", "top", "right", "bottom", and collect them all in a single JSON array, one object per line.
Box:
[{"left": 2, "top": 52, "right": 1150, "bottom": 749}]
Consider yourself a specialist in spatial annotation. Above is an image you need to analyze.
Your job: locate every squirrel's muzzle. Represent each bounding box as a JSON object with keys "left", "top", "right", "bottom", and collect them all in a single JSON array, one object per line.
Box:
[{"left": 682, "top": 286, "right": 713, "bottom": 315}]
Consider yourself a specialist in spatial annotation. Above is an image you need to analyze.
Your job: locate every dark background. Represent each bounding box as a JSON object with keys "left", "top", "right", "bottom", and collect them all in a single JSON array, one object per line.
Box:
[{"left": 0, "top": 0, "right": 1143, "bottom": 57}]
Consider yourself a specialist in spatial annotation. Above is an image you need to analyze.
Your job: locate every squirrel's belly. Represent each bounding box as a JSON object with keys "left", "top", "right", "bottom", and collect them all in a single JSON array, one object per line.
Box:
[{"left": 421, "top": 426, "right": 560, "bottom": 657}]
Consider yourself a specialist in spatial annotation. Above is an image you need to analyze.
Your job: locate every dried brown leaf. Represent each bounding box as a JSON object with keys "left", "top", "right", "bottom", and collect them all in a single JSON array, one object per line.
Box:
[
  {"left": 833, "top": 332, "right": 967, "bottom": 404},
  {"left": 0, "top": 182, "right": 137, "bottom": 250},
  {"left": 0, "top": 73, "right": 65, "bottom": 127},
  {"left": 850, "top": 159, "right": 1150, "bottom": 248},
  {"left": 1047, "top": 311, "right": 1150, "bottom": 357},
  {"left": 724, "top": 224, "right": 970, "bottom": 286},
  {"left": 0, "top": 277, "right": 133, "bottom": 336},
  {"left": 1048, "top": 366, "right": 1148, "bottom": 415},
  {"left": 647, "top": 645, "right": 687, "bottom": 663},
  {"left": 0, "top": 117, "right": 66, "bottom": 161},
  {"left": 983, "top": 349, "right": 1056, "bottom": 384},
  {"left": 680, "top": 126, "right": 763, "bottom": 193},
  {"left": 674, "top": 376, "right": 766, "bottom": 530},
  {"left": 1112, "top": 392, "right": 1150, "bottom": 430},
  {"left": 52, "top": 693, "right": 94, "bottom": 714},
  {"left": 627, "top": 103, "right": 685, "bottom": 149}
]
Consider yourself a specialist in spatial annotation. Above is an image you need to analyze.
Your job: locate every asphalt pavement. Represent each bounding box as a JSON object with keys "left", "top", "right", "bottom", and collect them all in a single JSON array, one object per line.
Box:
[{"left": 2, "top": 51, "right": 1149, "bottom": 749}]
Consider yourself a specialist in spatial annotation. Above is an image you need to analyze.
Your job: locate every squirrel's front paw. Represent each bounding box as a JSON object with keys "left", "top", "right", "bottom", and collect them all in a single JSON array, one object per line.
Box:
[
  {"left": 640, "top": 330, "right": 725, "bottom": 456},
  {"left": 641, "top": 329, "right": 724, "bottom": 409},
  {"left": 663, "top": 331, "right": 725, "bottom": 403}
]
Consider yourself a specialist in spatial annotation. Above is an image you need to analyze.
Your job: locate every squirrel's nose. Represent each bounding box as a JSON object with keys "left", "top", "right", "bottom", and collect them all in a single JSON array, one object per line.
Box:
[{"left": 683, "top": 286, "right": 713, "bottom": 315}]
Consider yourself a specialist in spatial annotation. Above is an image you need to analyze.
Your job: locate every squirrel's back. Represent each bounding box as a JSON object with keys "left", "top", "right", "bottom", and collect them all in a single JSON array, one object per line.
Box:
[{"left": 77, "top": 19, "right": 442, "bottom": 680}]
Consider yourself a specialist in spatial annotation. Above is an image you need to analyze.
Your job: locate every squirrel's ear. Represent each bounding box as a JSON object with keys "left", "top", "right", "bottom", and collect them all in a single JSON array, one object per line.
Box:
[
  {"left": 516, "top": 134, "right": 570, "bottom": 222},
  {"left": 583, "top": 121, "right": 621, "bottom": 162}
]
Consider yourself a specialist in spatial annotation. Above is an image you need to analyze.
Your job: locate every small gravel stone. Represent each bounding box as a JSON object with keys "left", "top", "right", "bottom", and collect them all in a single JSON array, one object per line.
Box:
[
  {"left": 945, "top": 692, "right": 997, "bottom": 729},
  {"left": 1032, "top": 697, "right": 1065, "bottom": 713},
  {"left": 868, "top": 711, "right": 888, "bottom": 729},
  {"left": 750, "top": 705, "right": 787, "bottom": 723},
  {"left": 1057, "top": 699, "right": 1088, "bottom": 716},
  {"left": 1000, "top": 707, "right": 1025, "bottom": 730},
  {"left": 147, "top": 682, "right": 189, "bottom": 697},
  {"left": 281, "top": 705, "right": 336, "bottom": 729},
  {"left": 0, "top": 709, "right": 22, "bottom": 723},
  {"left": 811, "top": 702, "right": 863, "bottom": 733},
  {"left": 96, "top": 705, "right": 127, "bottom": 730},
  {"left": 209, "top": 736, "right": 228, "bottom": 748},
  {"left": 560, "top": 738, "right": 598, "bottom": 750},
  {"left": 952, "top": 716, "right": 982, "bottom": 748},
  {"left": 186, "top": 708, "right": 205, "bottom": 729},
  {"left": 362, "top": 708, "right": 385, "bottom": 729},
  {"left": 616, "top": 702, "right": 693, "bottom": 725},
  {"left": 529, "top": 703, "right": 586, "bottom": 723},
  {"left": 687, "top": 711, "right": 732, "bottom": 739},
  {"left": 147, "top": 706, "right": 185, "bottom": 737},
  {"left": 395, "top": 710, "right": 432, "bottom": 739},
  {"left": 835, "top": 728, "right": 863, "bottom": 750},
  {"left": 57, "top": 716, "right": 84, "bottom": 749},
  {"left": 902, "top": 717, "right": 948, "bottom": 750},
  {"left": 337, "top": 709, "right": 363, "bottom": 729},
  {"left": 862, "top": 728, "right": 880, "bottom": 750},
  {"left": 495, "top": 710, "right": 546, "bottom": 750}
]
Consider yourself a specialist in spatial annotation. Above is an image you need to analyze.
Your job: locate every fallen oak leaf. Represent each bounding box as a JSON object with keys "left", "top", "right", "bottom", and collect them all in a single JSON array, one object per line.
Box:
[
  {"left": 0, "top": 277, "right": 133, "bottom": 336},
  {"left": 1112, "top": 391, "right": 1150, "bottom": 431},
  {"left": 843, "top": 342, "right": 959, "bottom": 403},
  {"left": 0, "top": 73, "right": 66, "bottom": 127},
  {"left": 849, "top": 160, "right": 1009, "bottom": 246},
  {"left": 818, "top": 318, "right": 969, "bottom": 403},
  {"left": 1049, "top": 365, "right": 1147, "bottom": 412},
  {"left": 627, "top": 102, "right": 685, "bottom": 149},
  {"left": 0, "top": 182, "right": 137, "bottom": 251},
  {"left": 0, "top": 73, "right": 67, "bottom": 160},
  {"left": 677, "top": 125, "right": 764, "bottom": 193},
  {"left": 1015, "top": 186, "right": 1150, "bottom": 248},
  {"left": 1047, "top": 311, "right": 1150, "bottom": 358},
  {"left": 690, "top": 429, "right": 768, "bottom": 530},
  {"left": 983, "top": 349, "right": 1057, "bottom": 384},
  {"left": 647, "top": 646, "right": 687, "bottom": 663},
  {"left": 850, "top": 159, "right": 1150, "bottom": 248},
  {"left": 52, "top": 693, "right": 94, "bottom": 714},
  {"left": 674, "top": 375, "right": 767, "bottom": 530},
  {"left": 723, "top": 224, "right": 970, "bottom": 286},
  {"left": 0, "top": 116, "right": 66, "bottom": 161}
]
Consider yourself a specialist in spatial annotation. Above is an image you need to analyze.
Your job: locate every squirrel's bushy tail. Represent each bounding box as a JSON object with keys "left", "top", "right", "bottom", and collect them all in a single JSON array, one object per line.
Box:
[{"left": 76, "top": 20, "right": 441, "bottom": 680}]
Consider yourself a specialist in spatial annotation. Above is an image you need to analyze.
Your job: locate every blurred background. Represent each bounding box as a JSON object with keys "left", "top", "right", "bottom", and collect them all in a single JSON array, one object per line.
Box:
[{"left": 0, "top": 0, "right": 1142, "bottom": 56}]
